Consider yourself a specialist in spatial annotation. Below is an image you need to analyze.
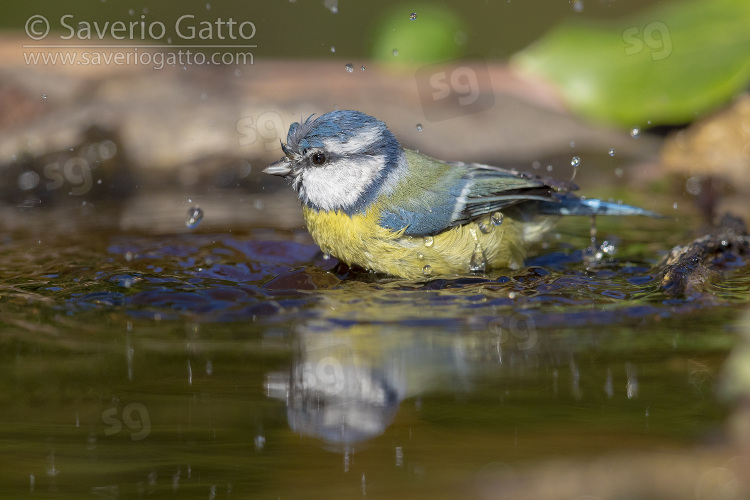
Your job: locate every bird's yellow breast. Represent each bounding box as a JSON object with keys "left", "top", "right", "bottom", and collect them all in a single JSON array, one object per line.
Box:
[{"left": 302, "top": 204, "right": 529, "bottom": 279}]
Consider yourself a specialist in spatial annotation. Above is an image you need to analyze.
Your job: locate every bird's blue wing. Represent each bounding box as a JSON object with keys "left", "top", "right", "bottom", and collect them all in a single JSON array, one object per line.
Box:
[
  {"left": 378, "top": 152, "right": 553, "bottom": 236},
  {"left": 378, "top": 151, "right": 658, "bottom": 237}
]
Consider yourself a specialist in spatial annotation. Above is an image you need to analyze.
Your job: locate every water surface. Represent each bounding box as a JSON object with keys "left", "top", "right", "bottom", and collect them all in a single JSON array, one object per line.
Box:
[{"left": 0, "top": 205, "right": 748, "bottom": 499}]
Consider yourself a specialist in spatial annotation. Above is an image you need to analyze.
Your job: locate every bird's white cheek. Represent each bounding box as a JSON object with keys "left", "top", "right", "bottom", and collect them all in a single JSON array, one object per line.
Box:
[{"left": 302, "top": 157, "right": 383, "bottom": 211}]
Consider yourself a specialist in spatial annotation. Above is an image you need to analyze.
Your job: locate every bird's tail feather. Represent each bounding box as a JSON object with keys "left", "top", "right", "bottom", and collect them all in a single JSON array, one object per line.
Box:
[{"left": 533, "top": 196, "right": 660, "bottom": 217}]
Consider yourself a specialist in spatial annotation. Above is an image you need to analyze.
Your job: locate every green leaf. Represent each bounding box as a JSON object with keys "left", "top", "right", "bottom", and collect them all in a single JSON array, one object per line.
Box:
[{"left": 512, "top": 0, "right": 750, "bottom": 127}]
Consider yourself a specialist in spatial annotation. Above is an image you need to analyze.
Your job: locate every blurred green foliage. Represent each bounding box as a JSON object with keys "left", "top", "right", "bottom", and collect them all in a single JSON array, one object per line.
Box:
[
  {"left": 371, "top": 4, "right": 466, "bottom": 65},
  {"left": 513, "top": 0, "right": 750, "bottom": 127}
]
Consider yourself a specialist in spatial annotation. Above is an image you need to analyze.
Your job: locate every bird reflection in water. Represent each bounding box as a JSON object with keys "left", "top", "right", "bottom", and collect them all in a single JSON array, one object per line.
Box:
[
  {"left": 266, "top": 322, "right": 476, "bottom": 449},
  {"left": 266, "top": 329, "right": 406, "bottom": 448}
]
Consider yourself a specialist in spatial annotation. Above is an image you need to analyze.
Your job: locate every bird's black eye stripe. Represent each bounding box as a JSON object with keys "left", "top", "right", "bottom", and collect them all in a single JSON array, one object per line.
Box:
[{"left": 311, "top": 152, "right": 327, "bottom": 165}]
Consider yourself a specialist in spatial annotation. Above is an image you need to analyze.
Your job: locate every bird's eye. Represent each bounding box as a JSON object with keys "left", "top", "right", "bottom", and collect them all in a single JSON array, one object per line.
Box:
[{"left": 311, "top": 152, "right": 327, "bottom": 165}]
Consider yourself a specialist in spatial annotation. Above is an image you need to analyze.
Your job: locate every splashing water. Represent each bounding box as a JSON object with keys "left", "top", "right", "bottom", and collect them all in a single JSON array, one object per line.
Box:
[
  {"left": 468, "top": 228, "right": 486, "bottom": 273},
  {"left": 186, "top": 207, "right": 204, "bottom": 229},
  {"left": 582, "top": 216, "right": 618, "bottom": 268},
  {"left": 478, "top": 217, "right": 494, "bottom": 234},
  {"left": 491, "top": 212, "right": 504, "bottom": 226},
  {"left": 469, "top": 243, "right": 486, "bottom": 273},
  {"left": 582, "top": 214, "right": 599, "bottom": 267},
  {"left": 325, "top": 0, "right": 338, "bottom": 14}
]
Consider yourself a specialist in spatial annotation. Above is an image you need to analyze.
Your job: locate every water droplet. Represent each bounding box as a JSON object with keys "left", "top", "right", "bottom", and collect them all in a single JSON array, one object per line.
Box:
[
  {"left": 128, "top": 8, "right": 135, "bottom": 15},
  {"left": 41, "top": 93, "right": 47, "bottom": 99},
  {"left": 422, "top": 264, "right": 432, "bottom": 276},
  {"left": 360, "top": 65, "right": 366, "bottom": 71},
  {"left": 685, "top": 176, "right": 702, "bottom": 195},
  {"left": 205, "top": 2, "right": 211, "bottom": 10},
  {"left": 345, "top": 63, "right": 354, "bottom": 73},
  {"left": 469, "top": 243, "right": 486, "bottom": 273},
  {"left": 546, "top": 165, "right": 553, "bottom": 172},
  {"left": 423, "top": 236, "right": 434, "bottom": 247},
  {"left": 570, "top": 156, "right": 580, "bottom": 167},
  {"left": 409, "top": 12, "right": 417, "bottom": 20},
  {"left": 614, "top": 168, "right": 623, "bottom": 178},
  {"left": 417, "top": 252, "right": 425, "bottom": 260},
  {"left": 608, "top": 148, "right": 615, "bottom": 157},
  {"left": 626, "top": 363, "right": 638, "bottom": 399},
  {"left": 322, "top": 252, "right": 331, "bottom": 260},
  {"left": 330, "top": 46, "right": 336, "bottom": 53},
  {"left": 630, "top": 127, "right": 640, "bottom": 138},
  {"left": 491, "top": 212, "right": 504, "bottom": 226},
  {"left": 583, "top": 214, "right": 602, "bottom": 268},
  {"left": 569, "top": 140, "right": 576, "bottom": 148},
  {"left": 571, "top": 0, "right": 583, "bottom": 12},
  {"left": 600, "top": 240, "right": 616, "bottom": 255},
  {"left": 254, "top": 435, "right": 266, "bottom": 450},
  {"left": 478, "top": 217, "right": 493, "bottom": 234},
  {"left": 392, "top": 49, "right": 399, "bottom": 56},
  {"left": 186, "top": 206, "right": 204, "bottom": 229},
  {"left": 673, "top": 202, "right": 678, "bottom": 210},
  {"left": 415, "top": 123, "right": 423, "bottom": 131}
]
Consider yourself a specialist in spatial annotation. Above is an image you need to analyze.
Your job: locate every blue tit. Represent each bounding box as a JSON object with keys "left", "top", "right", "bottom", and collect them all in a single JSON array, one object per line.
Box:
[{"left": 264, "top": 110, "right": 656, "bottom": 279}]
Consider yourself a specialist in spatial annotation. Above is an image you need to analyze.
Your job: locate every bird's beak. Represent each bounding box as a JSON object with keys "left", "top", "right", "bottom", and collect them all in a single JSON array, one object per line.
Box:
[{"left": 263, "top": 157, "right": 292, "bottom": 177}]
